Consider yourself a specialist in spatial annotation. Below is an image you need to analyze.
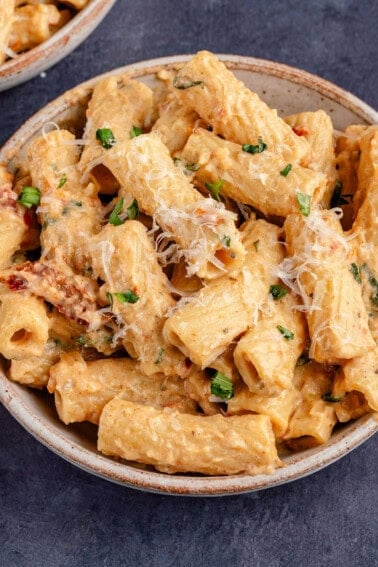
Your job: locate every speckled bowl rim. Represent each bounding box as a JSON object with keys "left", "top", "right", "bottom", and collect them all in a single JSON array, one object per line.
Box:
[
  {"left": 0, "top": 54, "right": 377, "bottom": 496},
  {"left": 0, "top": 0, "right": 117, "bottom": 91}
]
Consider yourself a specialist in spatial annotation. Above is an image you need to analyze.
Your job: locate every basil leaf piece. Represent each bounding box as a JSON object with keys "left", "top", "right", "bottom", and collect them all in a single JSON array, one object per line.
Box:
[
  {"left": 130, "top": 126, "right": 143, "bottom": 139},
  {"left": 205, "top": 179, "right": 224, "bottom": 201},
  {"left": 173, "top": 75, "right": 204, "bottom": 90},
  {"left": 114, "top": 290, "right": 139, "bottom": 304},
  {"left": 109, "top": 198, "right": 124, "bottom": 226},
  {"left": 18, "top": 186, "right": 41, "bottom": 208},
  {"left": 242, "top": 137, "right": 267, "bottom": 154},
  {"left": 350, "top": 263, "right": 362, "bottom": 284},
  {"left": 269, "top": 284, "right": 288, "bottom": 300},
  {"left": 296, "top": 192, "right": 311, "bottom": 216},
  {"left": 58, "top": 173, "right": 67, "bottom": 188},
  {"left": 96, "top": 128, "right": 116, "bottom": 149},
  {"left": 277, "top": 325, "right": 294, "bottom": 340},
  {"left": 280, "top": 164, "right": 292, "bottom": 177},
  {"left": 210, "top": 371, "right": 234, "bottom": 400},
  {"left": 126, "top": 199, "right": 139, "bottom": 220}
]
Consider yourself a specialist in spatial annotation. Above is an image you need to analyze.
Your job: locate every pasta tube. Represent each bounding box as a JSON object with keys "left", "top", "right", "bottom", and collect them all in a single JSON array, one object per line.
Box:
[
  {"left": 284, "top": 362, "right": 337, "bottom": 449},
  {"left": 228, "top": 385, "right": 298, "bottom": 438},
  {"left": 284, "top": 110, "right": 338, "bottom": 207},
  {"left": 0, "top": 166, "right": 27, "bottom": 268},
  {"left": 25, "top": 129, "right": 101, "bottom": 272},
  {"left": 332, "top": 348, "right": 378, "bottom": 412},
  {"left": 98, "top": 399, "right": 281, "bottom": 475},
  {"left": 0, "top": 285, "right": 49, "bottom": 359},
  {"left": 89, "top": 220, "right": 188, "bottom": 377},
  {"left": 283, "top": 208, "right": 375, "bottom": 362},
  {"left": 9, "top": 5, "right": 60, "bottom": 53},
  {"left": 181, "top": 128, "right": 326, "bottom": 217},
  {"left": 101, "top": 133, "right": 245, "bottom": 279},
  {"left": 48, "top": 352, "right": 197, "bottom": 425},
  {"left": 80, "top": 76, "right": 154, "bottom": 179},
  {"left": 173, "top": 51, "right": 310, "bottom": 163},
  {"left": 163, "top": 219, "right": 283, "bottom": 367},
  {"left": 234, "top": 292, "right": 306, "bottom": 395}
]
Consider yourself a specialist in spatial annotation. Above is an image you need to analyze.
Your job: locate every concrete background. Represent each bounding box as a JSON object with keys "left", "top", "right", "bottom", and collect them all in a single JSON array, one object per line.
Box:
[{"left": 0, "top": 1, "right": 377, "bottom": 565}]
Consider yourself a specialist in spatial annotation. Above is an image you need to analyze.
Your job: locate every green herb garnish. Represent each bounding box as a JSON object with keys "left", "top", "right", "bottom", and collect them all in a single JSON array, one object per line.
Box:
[
  {"left": 253, "top": 240, "right": 260, "bottom": 251},
  {"left": 205, "top": 179, "right": 224, "bottom": 202},
  {"left": 18, "top": 186, "right": 41, "bottom": 208},
  {"left": 114, "top": 290, "right": 139, "bottom": 304},
  {"left": 350, "top": 263, "right": 362, "bottom": 284},
  {"left": 242, "top": 137, "right": 267, "bottom": 154},
  {"left": 154, "top": 347, "right": 165, "bottom": 365},
  {"left": 109, "top": 198, "right": 124, "bottom": 226},
  {"left": 126, "top": 199, "right": 139, "bottom": 220},
  {"left": 280, "top": 164, "right": 292, "bottom": 177},
  {"left": 322, "top": 392, "right": 344, "bottom": 403},
  {"left": 173, "top": 75, "right": 204, "bottom": 90},
  {"left": 185, "top": 162, "right": 199, "bottom": 172},
  {"left": 130, "top": 126, "right": 143, "bottom": 139},
  {"left": 210, "top": 371, "right": 234, "bottom": 400},
  {"left": 96, "top": 128, "right": 116, "bottom": 149},
  {"left": 270, "top": 285, "right": 288, "bottom": 300},
  {"left": 220, "top": 234, "right": 231, "bottom": 248},
  {"left": 58, "top": 173, "right": 67, "bottom": 188},
  {"left": 296, "top": 192, "right": 311, "bottom": 216},
  {"left": 277, "top": 325, "right": 294, "bottom": 340}
]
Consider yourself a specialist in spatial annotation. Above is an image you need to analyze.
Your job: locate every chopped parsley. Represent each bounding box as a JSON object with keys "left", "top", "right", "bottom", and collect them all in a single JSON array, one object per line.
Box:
[
  {"left": 280, "top": 164, "right": 292, "bottom": 177},
  {"left": 173, "top": 75, "right": 204, "bottom": 90},
  {"left": 361, "top": 264, "right": 378, "bottom": 307},
  {"left": 154, "top": 347, "right": 165, "bottom": 365},
  {"left": 109, "top": 198, "right": 124, "bottom": 226},
  {"left": 277, "top": 325, "right": 294, "bottom": 340},
  {"left": 330, "top": 180, "right": 353, "bottom": 208},
  {"left": 242, "top": 137, "right": 267, "bottom": 154},
  {"left": 58, "top": 173, "right": 67, "bottom": 188},
  {"left": 173, "top": 158, "right": 200, "bottom": 175},
  {"left": 322, "top": 392, "right": 344, "bottom": 403},
  {"left": 96, "top": 128, "right": 116, "bottom": 149},
  {"left": 269, "top": 284, "right": 288, "bottom": 300},
  {"left": 18, "top": 186, "right": 41, "bottom": 208},
  {"left": 113, "top": 290, "right": 139, "bottom": 304},
  {"left": 210, "top": 371, "right": 234, "bottom": 400},
  {"left": 220, "top": 234, "right": 231, "bottom": 248},
  {"left": 350, "top": 263, "right": 362, "bottom": 284},
  {"left": 127, "top": 199, "right": 139, "bottom": 220},
  {"left": 130, "top": 126, "right": 143, "bottom": 138},
  {"left": 205, "top": 179, "right": 224, "bottom": 201},
  {"left": 253, "top": 240, "right": 260, "bottom": 251},
  {"left": 296, "top": 192, "right": 311, "bottom": 217}
]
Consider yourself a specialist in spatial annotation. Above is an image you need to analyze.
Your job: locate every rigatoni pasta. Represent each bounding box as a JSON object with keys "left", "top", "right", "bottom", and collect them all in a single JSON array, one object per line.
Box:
[{"left": 0, "top": 51, "right": 377, "bottom": 477}]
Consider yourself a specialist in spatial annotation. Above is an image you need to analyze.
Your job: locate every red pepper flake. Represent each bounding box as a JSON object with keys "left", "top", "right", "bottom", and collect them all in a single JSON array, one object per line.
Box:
[
  {"left": 292, "top": 126, "right": 309, "bottom": 137},
  {"left": 8, "top": 275, "right": 27, "bottom": 291}
]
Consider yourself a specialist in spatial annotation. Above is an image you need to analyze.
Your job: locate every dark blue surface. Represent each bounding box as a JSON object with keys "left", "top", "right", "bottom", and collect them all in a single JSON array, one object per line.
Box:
[{"left": 0, "top": 1, "right": 377, "bottom": 565}]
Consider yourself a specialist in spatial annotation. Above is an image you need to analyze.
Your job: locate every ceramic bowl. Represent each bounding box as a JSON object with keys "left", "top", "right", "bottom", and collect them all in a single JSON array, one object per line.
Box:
[
  {"left": 0, "top": 0, "right": 117, "bottom": 92},
  {"left": 0, "top": 55, "right": 377, "bottom": 495}
]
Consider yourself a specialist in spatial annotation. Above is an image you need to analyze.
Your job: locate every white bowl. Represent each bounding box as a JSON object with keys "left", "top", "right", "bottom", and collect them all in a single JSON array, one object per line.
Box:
[
  {"left": 0, "top": 0, "right": 117, "bottom": 92},
  {"left": 0, "top": 55, "right": 377, "bottom": 495}
]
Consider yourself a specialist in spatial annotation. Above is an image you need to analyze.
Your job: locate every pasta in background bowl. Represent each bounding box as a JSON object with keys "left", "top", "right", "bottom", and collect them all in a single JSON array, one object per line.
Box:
[
  {"left": 0, "top": 0, "right": 117, "bottom": 91},
  {"left": 0, "top": 56, "right": 376, "bottom": 495}
]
